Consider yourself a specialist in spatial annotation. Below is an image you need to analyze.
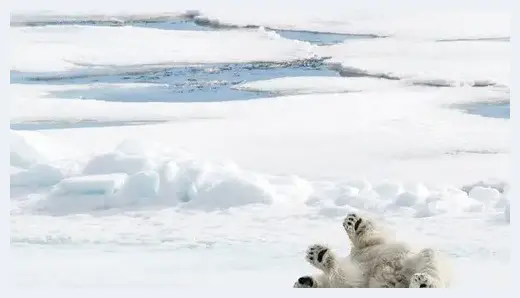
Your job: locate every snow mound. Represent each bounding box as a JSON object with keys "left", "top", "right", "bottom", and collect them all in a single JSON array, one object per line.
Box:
[
  {"left": 395, "top": 192, "right": 422, "bottom": 207},
  {"left": 270, "top": 175, "right": 315, "bottom": 204},
  {"left": 415, "top": 200, "right": 450, "bottom": 217},
  {"left": 26, "top": 142, "right": 289, "bottom": 213},
  {"left": 10, "top": 131, "right": 48, "bottom": 168},
  {"left": 334, "top": 186, "right": 360, "bottom": 206},
  {"left": 158, "top": 159, "right": 277, "bottom": 210},
  {"left": 11, "top": 137, "right": 510, "bottom": 218},
  {"left": 345, "top": 180, "right": 372, "bottom": 192},
  {"left": 10, "top": 130, "right": 80, "bottom": 170},
  {"left": 83, "top": 152, "right": 155, "bottom": 175},
  {"left": 404, "top": 183, "right": 430, "bottom": 198},
  {"left": 184, "top": 169, "right": 276, "bottom": 210},
  {"left": 373, "top": 181, "right": 404, "bottom": 199},
  {"left": 414, "top": 187, "right": 485, "bottom": 217}
]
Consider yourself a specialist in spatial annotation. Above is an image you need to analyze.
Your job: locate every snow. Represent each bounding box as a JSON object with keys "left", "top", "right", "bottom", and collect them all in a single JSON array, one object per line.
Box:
[
  {"left": 318, "top": 39, "right": 510, "bottom": 87},
  {"left": 9, "top": 131, "right": 507, "bottom": 219},
  {"left": 10, "top": 0, "right": 510, "bottom": 40},
  {"left": 504, "top": 203, "right": 510, "bottom": 223},
  {"left": 184, "top": 170, "right": 275, "bottom": 210},
  {"left": 83, "top": 152, "right": 156, "bottom": 175},
  {"left": 394, "top": 192, "right": 423, "bottom": 208},
  {"left": 10, "top": 164, "right": 64, "bottom": 187},
  {"left": 11, "top": 25, "right": 315, "bottom": 74},
  {"left": 371, "top": 182, "right": 404, "bottom": 199},
  {"left": 52, "top": 174, "right": 128, "bottom": 196},
  {"left": 234, "top": 76, "right": 399, "bottom": 95},
  {"left": 35, "top": 174, "right": 129, "bottom": 215},
  {"left": 10, "top": 87, "right": 510, "bottom": 186},
  {"left": 7, "top": 128, "right": 508, "bottom": 223},
  {"left": 197, "top": 8, "right": 510, "bottom": 41},
  {"left": 468, "top": 186, "right": 501, "bottom": 206},
  {"left": 10, "top": 130, "right": 81, "bottom": 169},
  {"left": 10, "top": 131, "right": 48, "bottom": 168},
  {"left": 9, "top": 0, "right": 510, "bottom": 288},
  {"left": 117, "top": 171, "right": 160, "bottom": 200}
]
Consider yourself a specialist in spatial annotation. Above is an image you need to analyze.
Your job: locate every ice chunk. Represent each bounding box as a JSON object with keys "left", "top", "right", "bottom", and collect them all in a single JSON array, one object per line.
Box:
[
  {"left": 468, "top": 186, "right": 501, "bottom": 205},
  {"left": 118, "top": 171, "right": 160, "bottom": 199},
  {"left": 52, "top": 174, "right": 128, "bottom": 196}
]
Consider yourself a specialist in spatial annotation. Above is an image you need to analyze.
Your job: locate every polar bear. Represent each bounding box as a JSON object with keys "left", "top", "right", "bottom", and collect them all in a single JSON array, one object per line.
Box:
[{"left": 293, "top": 212, "right": 451, "bottom": 288}]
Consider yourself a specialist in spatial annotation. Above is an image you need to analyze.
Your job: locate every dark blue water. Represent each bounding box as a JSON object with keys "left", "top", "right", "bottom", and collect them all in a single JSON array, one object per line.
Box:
[
  {"left": 9, "top": 18, "right": 377, "bottom": 104},
  {"left": 458, "top": 101, "right": 510, "bottom": 119},
  {"left": 138, "top": 20, "right": 375, "bottom": 45},
  {"left": 274, "top": 30, "right": 377, "bottom": 46},
  {"left": 142, "top": 20, "right": 377, "bottom": 45},
  {"left": 11, "top": 58, "right": 338, "bottom": 102},
  {"left": 11, "top": 18, "right": 355, "bottom": 103}
]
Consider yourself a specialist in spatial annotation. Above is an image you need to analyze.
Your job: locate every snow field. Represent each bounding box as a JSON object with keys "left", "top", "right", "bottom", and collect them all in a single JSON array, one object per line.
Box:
[{"left": 9, "top": 240, "right": 509, "bottom": 288}]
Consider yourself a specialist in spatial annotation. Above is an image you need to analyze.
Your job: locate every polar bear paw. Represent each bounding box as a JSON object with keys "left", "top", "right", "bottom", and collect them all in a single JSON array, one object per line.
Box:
[
  {"left": 409, "top": 273, "right": 434, "bottom": 288},
  {"left": 293, "top": 276, "right": 317, "bottom": 288},
  {"left": 343, "top": 212, "right": 375, "bottom": 242},
  {"left": 305, "top": 244, "right": 337, "bottom": 272}
]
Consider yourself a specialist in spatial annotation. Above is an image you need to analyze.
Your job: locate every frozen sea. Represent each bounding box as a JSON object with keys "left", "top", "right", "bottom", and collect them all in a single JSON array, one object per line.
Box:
[{"left": 10, "top": 0, "right": 510, "bottom": 288}]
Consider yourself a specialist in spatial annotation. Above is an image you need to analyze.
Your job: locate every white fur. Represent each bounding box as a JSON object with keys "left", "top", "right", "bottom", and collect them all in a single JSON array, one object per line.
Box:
[
  {"left": 293, "top": 213, "right": 452, "bottom": 288},
  {"left": 343, "top": 212, "right": 412, "bottom": 288},
  {"left": 406, "top": 248, "right": 453, "bottom": 288},
  {"left": 293, "top": 244, "right": 365, "bottom": 288}
]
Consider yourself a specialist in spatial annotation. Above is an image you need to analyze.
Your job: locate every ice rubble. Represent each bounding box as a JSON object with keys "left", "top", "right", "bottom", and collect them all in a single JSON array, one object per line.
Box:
[{"left": 10, "top": 130, "right": 509, "bottom": 219}]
